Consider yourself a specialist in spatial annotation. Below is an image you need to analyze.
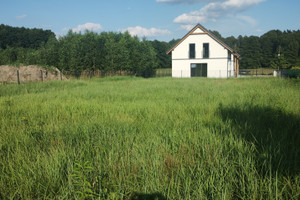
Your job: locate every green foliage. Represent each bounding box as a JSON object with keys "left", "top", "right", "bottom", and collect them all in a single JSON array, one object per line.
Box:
[
  {"left": 150, "top": 40, "right": 171, "bottom": 69},
  {"left": 239, "top": 36, "right": 262, "bottom": 69},
  {"left": 223, "top": 30, "right": 300, "bottom": 69},
  {"left": 0, "top": 26, "right": 159, "bottom": 77},
  {"left": 209, "top": 30, "right": 224, "bottom": 40},
  {"left": 72, "top": 161, "right": 95, "bottom": 199},
  {"left": 0, "top": 32, "right": 155, "bottom": 77},
  {"left": 288, "top": 66, "right": 300, "bottom": 78},
  {"left": 286, "top": 69, "right": 300, "bottom": 78},
  {"left": 0, "top": 24, "right": 54, "bottom": 49},
  {"left": 44, "top": 35, "right": 60, "bottom": 67},
  {"left": 270, "top": 54, "right": 290, "bottom": 69},
  {"left": 0, "top": 78, "right": 299, "bottom": 199},
  {"left": 168, "top": 38, "right": 181, "bottom": 48}
]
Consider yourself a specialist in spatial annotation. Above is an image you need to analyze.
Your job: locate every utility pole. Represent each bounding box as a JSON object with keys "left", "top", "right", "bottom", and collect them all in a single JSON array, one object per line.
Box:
[{"left": 277, "top": 46, "right": 281, "bottom": 70}]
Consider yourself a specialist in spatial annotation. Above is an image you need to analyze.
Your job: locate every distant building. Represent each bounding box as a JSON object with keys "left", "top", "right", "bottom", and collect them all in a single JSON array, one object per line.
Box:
[{"left": 167, "top": 24, "right": 240, "bottom": 78}]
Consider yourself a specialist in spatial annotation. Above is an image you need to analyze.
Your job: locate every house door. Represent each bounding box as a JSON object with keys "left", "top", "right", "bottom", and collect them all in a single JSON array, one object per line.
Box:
[{"left": 191, "top": 63, "right": 207, "bottom": 77}]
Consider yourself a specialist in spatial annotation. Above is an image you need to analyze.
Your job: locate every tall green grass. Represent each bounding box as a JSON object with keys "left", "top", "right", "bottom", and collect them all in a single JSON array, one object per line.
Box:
[{"left": 0, "top": 77, "right": 299, "bottom": 199}]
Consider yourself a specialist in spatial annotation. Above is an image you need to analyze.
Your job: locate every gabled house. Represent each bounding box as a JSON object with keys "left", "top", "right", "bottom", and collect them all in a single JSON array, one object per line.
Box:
[{"left": 167, "top": 24, "right": 240, "bottom": 78}]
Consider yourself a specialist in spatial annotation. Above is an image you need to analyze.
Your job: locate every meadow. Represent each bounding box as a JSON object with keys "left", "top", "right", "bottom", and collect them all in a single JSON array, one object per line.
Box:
[{"left": 0, "top": 77, "right": 299, "bottom": 199}]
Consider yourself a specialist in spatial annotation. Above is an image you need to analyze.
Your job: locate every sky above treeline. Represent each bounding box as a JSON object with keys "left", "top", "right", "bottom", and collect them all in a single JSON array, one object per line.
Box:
[{"left": 1, "top": 0, "right": 299, "bottom": 41}]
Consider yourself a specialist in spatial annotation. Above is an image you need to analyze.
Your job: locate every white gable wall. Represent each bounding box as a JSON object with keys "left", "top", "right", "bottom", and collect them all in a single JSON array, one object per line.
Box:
[
  {"left": 193, "top": 28, "right": 204, "bottom": 34},
  {"left": 171, "top": 32, "right": 236, "bottom": 78}
]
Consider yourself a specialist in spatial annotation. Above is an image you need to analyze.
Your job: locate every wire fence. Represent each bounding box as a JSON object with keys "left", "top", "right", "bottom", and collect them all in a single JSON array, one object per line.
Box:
[
  {"left": 2, "top": 67, "right": 297, "bottom": 85},
  {"left": 239, "top": 69, "right": 300, "bottom": 78},
  {"left": 0, "top": 68, "right": 172, "bottom": 84},
  {"left": 0, "top": 68, "right": 66, "bottom": 84},
  {"left": 172, "top": 70, "right": 237, "bottom": 78},
  {"left": 155, "top": 69, "right": 172, "bottom": 77},
  {"left": 239, "top": 68, "right": 274, "bottom": 76},
  {"left": 62, "top": 69, "right": 172, "bottom": 79},
  {"left": 63, "top": 70, "right": 136, "bottom": 79}
]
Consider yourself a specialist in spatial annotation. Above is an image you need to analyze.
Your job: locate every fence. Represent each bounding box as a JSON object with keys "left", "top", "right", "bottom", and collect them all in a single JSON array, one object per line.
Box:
[
  {"left": 65, "top": 69, "right": 237, "bottom": 79},
  {"left": 0, "top": 66, "right": 67, "bottom": 84},
  {"left": 155, "top": 69, "right": 172, "bottom": 77},
  {"left": 63, "top": 70, "right": 137, "bottom": 79},
  {"left": 239, "top": 68, "right": 274, "bottom": 76},
  {"left": 273, "top": 69, "right": 300, "bottom": 78},
  {"left": 172, "top": 70, "right": 236, "bottom": 78},
  {"left": 238, "top": 69, "right": 300, "bottom": 78},
  {"left": 62, "top": 69, "right": 172, "bottom": 79},
  {"left": 0, "top": 68, "right": 173, "bottom": 84},
  {"left": 3, "top": 67, "right": 293, "bottom": 85}
]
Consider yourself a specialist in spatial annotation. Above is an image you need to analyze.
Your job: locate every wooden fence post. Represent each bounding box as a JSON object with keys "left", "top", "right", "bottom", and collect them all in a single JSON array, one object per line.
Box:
[
  {"left": 40, "top": 70, "right": 43, "bottom": 82},
  {"left": 17, "top": 70, "right": 20, "bottom": 85}
]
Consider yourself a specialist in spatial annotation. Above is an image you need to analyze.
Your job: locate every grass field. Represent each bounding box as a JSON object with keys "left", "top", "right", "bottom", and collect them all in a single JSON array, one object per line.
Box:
[{"left": 0, "top": 77, "right": 299, "bottom": 199}]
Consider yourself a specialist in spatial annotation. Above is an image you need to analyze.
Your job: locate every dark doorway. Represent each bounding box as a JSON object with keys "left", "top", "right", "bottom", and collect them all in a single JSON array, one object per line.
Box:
[{"left": 191, "top": 63, "right": 207, "bottom": 77}]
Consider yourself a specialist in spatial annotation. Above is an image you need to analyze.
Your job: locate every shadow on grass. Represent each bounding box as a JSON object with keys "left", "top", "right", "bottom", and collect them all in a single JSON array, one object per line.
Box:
[
  {"left": 219, "top": 104, "right": 300, "bottom": 176},
  {"left": 130, "top": 192, "right": 167, "bottom": 200}
]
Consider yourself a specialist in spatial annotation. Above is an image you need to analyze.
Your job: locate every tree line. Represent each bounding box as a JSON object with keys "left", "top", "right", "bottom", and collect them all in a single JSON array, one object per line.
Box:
[
  {"left": 214, "top": 30, "right": 300, "bottom": 69},
  {"left": 0, "top": 25, "right": 159, "bottom": 77},
  {"left": 0, "top": 24, "right": 300, "bottom": 75},
  {"left": 0, "top": 24, "right": 54, "bottom": 49}
]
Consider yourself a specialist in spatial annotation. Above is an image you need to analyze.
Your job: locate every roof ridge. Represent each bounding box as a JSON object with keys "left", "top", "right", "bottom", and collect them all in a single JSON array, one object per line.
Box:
[{"left": 166, "top": 23, "right": 240, "bottom": 58}]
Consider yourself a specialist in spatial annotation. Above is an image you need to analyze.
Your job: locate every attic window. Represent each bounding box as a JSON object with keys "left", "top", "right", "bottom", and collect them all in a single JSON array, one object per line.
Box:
[{"left": 189, "top": 43, "right": 195, "bottom": 59}]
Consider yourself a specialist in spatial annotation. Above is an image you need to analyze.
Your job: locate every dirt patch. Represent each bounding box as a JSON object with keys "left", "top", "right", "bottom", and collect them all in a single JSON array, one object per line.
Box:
[{"left": 0, "top": 65, "right": 67, "bottom": 84}]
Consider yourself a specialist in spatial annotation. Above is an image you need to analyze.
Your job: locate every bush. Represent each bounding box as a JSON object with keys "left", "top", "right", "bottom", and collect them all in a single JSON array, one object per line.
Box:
[{"left": 286, "top": 69, "right": 300, "bottom": 78}]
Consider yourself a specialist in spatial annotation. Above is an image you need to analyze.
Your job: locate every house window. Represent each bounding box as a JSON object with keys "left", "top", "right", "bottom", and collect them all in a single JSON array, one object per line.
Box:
[
  {"left": 203, "top": 43, "right": 209, "bottom": 58},
  {"left": 189, "top": 43, "right": 195, "bottom": 59}
]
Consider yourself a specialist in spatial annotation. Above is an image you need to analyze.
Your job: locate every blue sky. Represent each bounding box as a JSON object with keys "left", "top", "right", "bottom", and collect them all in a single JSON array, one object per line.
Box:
[{"left": 0, "top": 0, "right": 299, "bottom": 41}]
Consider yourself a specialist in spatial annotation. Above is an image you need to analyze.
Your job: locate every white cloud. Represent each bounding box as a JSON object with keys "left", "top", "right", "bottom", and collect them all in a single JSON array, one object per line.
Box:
[
  {"left": 180, "top": 24, "right": 196, "bottom": 31},
  {"left": 173, "top": 0, "right": 265, "bottom": 26},
  {"left": 255, "top": 29, "right": 264, "bottom": 33},
  {"left": 16, "top": 14, "right": 27, "bottom": 20},
  {"left": 72, "top": 23, "right": 102, "bottom": 33},
  {"left": 124, "top": 26, "right": 171, "bottom": 37},
  {"left": 237, "top": 15, "right": 257, "bottom": 26}
]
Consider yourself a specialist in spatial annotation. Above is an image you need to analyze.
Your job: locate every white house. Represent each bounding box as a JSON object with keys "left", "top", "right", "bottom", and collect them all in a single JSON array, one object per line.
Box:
[{"left": 167, "top": 24, "right": 240, "bottom": 78}]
